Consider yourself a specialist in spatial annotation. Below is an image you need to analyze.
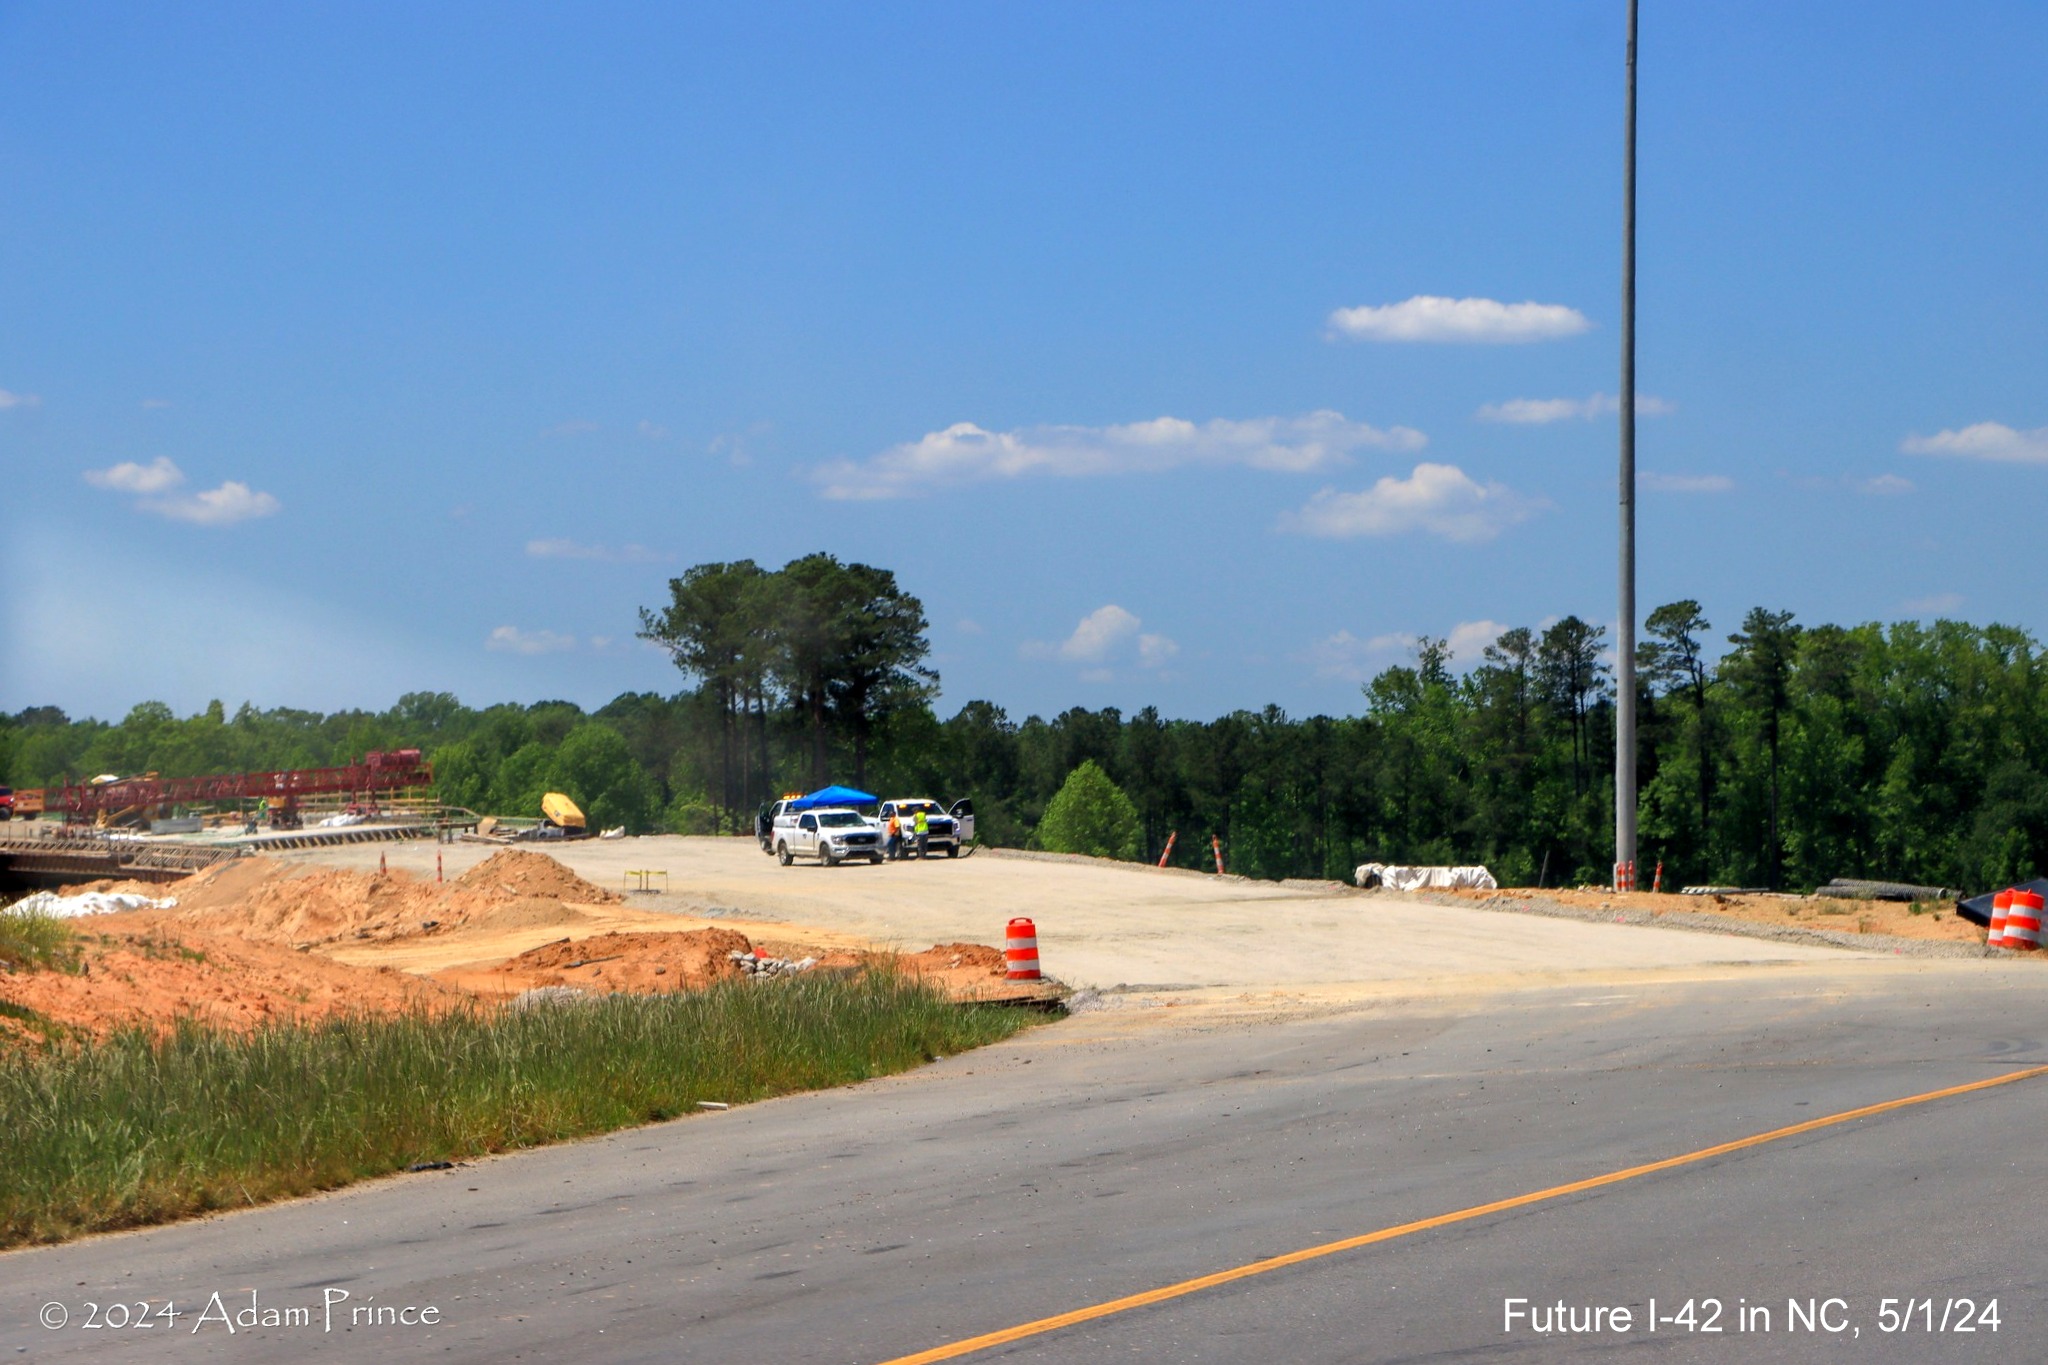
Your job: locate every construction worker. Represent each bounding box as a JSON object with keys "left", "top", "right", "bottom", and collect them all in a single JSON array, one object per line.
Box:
[
  {"left": 913, "top": 806, "right": 930, "bottom": 859},
  {"left": 885, "top": 810, "right": 902, "bottom": 861}
]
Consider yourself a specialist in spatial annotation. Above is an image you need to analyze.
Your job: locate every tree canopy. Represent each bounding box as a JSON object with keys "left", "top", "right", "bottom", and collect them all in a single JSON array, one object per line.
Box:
[
  {"left": 8, "top": 575, "right": 2048, "bottom": 896},
  {"left": 1034, "top": 760, "right": 1143, "bottom": 861},
  {"left": 638, "top": 553, "right": 935, "bottom": 819}
]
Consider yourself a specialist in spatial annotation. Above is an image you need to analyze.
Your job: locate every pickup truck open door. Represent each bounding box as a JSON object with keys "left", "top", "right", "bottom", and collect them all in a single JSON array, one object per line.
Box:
[{"left": 949, "top": 798, "right": 975, "bottom": 844}]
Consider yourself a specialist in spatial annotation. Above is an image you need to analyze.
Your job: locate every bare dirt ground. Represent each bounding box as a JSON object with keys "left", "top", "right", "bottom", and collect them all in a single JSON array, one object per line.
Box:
[
  {"left": 0, "top": 848, "right": 1031, "bottom": 1042},
  {"left": 287, "top": 836, "right": 1914, "bottom": 1001},
  {"left": 1439, "top": 883, "right": 1984, "bottom": 945},
  {"left": 10, "top": 835, "right": 2021, "bottom": 1043}
]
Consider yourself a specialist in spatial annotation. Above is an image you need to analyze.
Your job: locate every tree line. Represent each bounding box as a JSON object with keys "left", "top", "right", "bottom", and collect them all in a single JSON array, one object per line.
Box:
[{"left": 3, "top": 557, "right": 2044, "bottom": 895}]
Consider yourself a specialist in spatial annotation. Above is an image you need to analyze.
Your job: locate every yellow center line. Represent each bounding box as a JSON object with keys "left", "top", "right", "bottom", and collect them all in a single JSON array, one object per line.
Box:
[{"left": 877, "top": 1063, "right": 2048, "bottom": 1365}]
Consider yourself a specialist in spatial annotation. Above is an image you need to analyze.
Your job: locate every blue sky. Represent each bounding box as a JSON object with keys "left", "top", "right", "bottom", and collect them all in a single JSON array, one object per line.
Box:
[{"left": 5, "top": 2, "right": 2045, "bottom": 723}]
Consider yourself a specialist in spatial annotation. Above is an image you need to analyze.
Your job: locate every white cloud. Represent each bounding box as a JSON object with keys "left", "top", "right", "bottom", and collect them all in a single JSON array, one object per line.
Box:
[
  {"left": 1303, "top": 620, "right": 1505, "bottom": 682},
  {"left": 543, "top": 419, "right": 600, "bottom": 438},
  {"left": 86, "top": 456, "right": 185, "bottom": 494},
  {"left": 1305, "top": 630, "right": 1394, "bottom": 682},
  {"left": 1446, "top": 619, "right": 1512, "bottom": 661},
  {"left": 486, "top": 625, "right": 577, "bottom": 655},
  {"left": 1641, "top": 472, "right": 1734, "bottom": 494},
  {"left": 709, "top": 421, "right": 773, "bottom": 467},
  {"left": 1901, "top": 422, "right": 2048, "bottom": 464},
  {"left": 1902, "top": 592, "right": 1964, "bottom": 616},
  {"left": 85, "top": 457, "right": 280, "bottom": 525},
  {"left": 1138, "top": 633, "right": 1180, "bottom": 668},
  {"left": 1, "top": 388, "right": 43, "bottom": 409},
  {"left": 1476, "top": 393, "right": 1675, "bottom": 424},
  {"left": 1278, "top": 462, "right": 1543, "bottom": 542},
  {"left": 955, "top": 618, "right": 985, "bottom": 635},
  {"left": 140, "top": 398, "right": 173, "bottom": 410},
  {"left": 636, "top": 420, "right": 670, "bottom": 439},
  {"left": 525, "top": 538, "right": 667, "bottom": 564},
  {"left": 1024, "top": 605, "right": 1177, "bottom": 672},
  {"left": 1057, "top": 605, "right": 1142, "bottom": 663},
  {"left": 145, "top": 482, "right": 281, "bottom": 525},
  {"left": 1789, "top": 471, "right": 1919, "bottom": 496},
  {"left": 1326, "top": 295, "right": 1591, "bottom": 344},
  {"left": 813, "top": 410, "right": 1425, "bottom": 500}
]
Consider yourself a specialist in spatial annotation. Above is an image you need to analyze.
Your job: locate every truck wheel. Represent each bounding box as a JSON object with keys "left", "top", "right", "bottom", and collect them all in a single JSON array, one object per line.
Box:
[
  {"left": 946, "top": 843, "right": 958, "bottom": 858},
  {"left": 869, "top": 854, "right": 885, "bottom": 865},
  {"left": 776, "top": 841, "right": 793, "bottom": 866},
  {"left": 823, "top": 845, "right": 841, "bottom": 867}
]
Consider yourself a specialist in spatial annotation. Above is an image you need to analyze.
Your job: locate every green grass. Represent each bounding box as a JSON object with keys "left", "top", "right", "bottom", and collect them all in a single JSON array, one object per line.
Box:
[
  {"left": 0, "top": 970, "right": 1040, "bottom": 1247},
  {"left": 0, "top": 900, "right": 79, "bottom": 973}
]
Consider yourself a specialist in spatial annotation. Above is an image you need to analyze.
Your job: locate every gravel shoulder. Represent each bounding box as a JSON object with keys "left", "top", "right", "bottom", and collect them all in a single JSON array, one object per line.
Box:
[{"left": 1401, "top": 886, "right": 1995, "bottom": 959}]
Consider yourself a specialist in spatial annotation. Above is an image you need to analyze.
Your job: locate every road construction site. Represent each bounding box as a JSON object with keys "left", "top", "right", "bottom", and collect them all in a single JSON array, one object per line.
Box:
[
  {"left": 9, "top": 831, "right": 2048, "bottom": 1361},
  {"left": 6, "top": 829, "right": 2023, "bottom": 1043},
  {"left": 335, "top": 835, "right": 1871, "bottom": 987}
]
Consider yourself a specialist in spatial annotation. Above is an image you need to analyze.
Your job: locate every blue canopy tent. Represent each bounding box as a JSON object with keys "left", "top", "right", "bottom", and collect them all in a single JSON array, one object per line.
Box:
[{"left": 788, "top": 784, "right": 878, "bottom": 812}]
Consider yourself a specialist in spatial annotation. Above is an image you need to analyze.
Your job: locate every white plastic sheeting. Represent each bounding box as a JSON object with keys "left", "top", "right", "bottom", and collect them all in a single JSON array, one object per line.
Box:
[
  {"left": 7, "top": 889, "right": 178, "bottom": 918},
  {"left": 1355, "top": 863, "right": 1498, "bottom": 892}
]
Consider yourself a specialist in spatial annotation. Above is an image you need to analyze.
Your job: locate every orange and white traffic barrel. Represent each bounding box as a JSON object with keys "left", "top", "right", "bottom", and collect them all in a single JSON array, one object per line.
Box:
[
  {"left": 1004, "top": 917, "right": 1041, "bottom": 980},
  {"left": 2005, "top": 890, "right": 2043, "bottom": 951},
  {"left": 1990, "top": 890, "right": 2013, "bottom": 949}
]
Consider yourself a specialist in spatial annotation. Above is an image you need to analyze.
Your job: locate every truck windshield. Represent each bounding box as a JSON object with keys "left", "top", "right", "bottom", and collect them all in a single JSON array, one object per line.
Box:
[{"left": 818, "top": 812, "right": 866, "bottom": 828}]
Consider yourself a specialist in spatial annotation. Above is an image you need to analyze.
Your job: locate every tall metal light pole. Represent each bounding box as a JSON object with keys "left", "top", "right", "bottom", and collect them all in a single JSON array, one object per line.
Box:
[{"left": 1615, "top": 0, "right": 1639, "bottom": 892}]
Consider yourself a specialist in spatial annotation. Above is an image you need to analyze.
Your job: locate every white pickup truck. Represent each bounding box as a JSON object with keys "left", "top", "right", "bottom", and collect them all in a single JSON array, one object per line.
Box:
[
  {"left": 773, "top": 807, "right": 885, "bottom": 866},
  {"left": 879, "top": 798, "right": 975, "bottom": 858}
]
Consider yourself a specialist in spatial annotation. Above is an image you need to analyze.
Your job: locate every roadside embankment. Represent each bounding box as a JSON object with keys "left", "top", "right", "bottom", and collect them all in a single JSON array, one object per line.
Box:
[{"left": 0, "top": 971, "right": 1036, "bottom": 1248}]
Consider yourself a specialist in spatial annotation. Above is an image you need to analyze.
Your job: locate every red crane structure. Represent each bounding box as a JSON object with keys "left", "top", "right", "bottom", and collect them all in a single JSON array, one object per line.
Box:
[{"left": 32, "top": 750, "right": 435, "bottom": 828}]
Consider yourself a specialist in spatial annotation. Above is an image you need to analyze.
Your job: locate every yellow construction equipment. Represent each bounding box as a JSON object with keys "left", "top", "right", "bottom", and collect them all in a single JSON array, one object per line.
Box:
[{"left": 541, "top": 791, "right": 587, "bottom": 832}]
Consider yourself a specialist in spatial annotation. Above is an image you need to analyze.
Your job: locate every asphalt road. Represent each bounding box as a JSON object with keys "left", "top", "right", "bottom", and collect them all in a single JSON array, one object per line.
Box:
[{"left": 6, "top": 959, "right": 2045, "bottom": 1364}]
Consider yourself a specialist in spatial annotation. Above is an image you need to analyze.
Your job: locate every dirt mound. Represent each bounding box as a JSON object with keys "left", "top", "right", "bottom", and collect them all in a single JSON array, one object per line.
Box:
[
  {"left": 0, "top": 921, "right": 470, "bottom": 1041},
  {"left": 476, "top": 928, "right": 757, "bottom": 995},
  {"left": 1, "top": 847, "right": 1024, "bottom": 1043},
  {"left": 150, "top": 853, "right": 612, "bottom": 948},
  {"left": 906, "top": 942, "right": 1008, "bottom": 976},
  {"left": 166, "top": 862, "right": 446, "bottom": 946},
  {"left": 456, "top": 850, "right": 622, "bottom": 904},
  {"left": 460, "top": 895, "right": 590, "bottom": 933},
  {"left": 897, "top": 941, "right": 1047, "bottom": 1000},
  {"left": 1455, "top": 885, "right": 1985, "bottom": 945}
]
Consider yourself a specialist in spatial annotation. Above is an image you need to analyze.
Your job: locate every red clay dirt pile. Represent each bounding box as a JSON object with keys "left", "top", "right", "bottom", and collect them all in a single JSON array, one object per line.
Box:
[
  {"left": 480, "top": 928, "right": 761, "bottom": 995},
  {"left": 2, "top": 851, "right": 1034, "bottom": 1044},
  {"left": 0, "top": 921, "right": 469, "bottom": 1044},
  {"left": 455, "top": 849, "right": 623, "bottom": 904},
  {"left": 158, "top": 848, "right": 619, "bottom": 948}
]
